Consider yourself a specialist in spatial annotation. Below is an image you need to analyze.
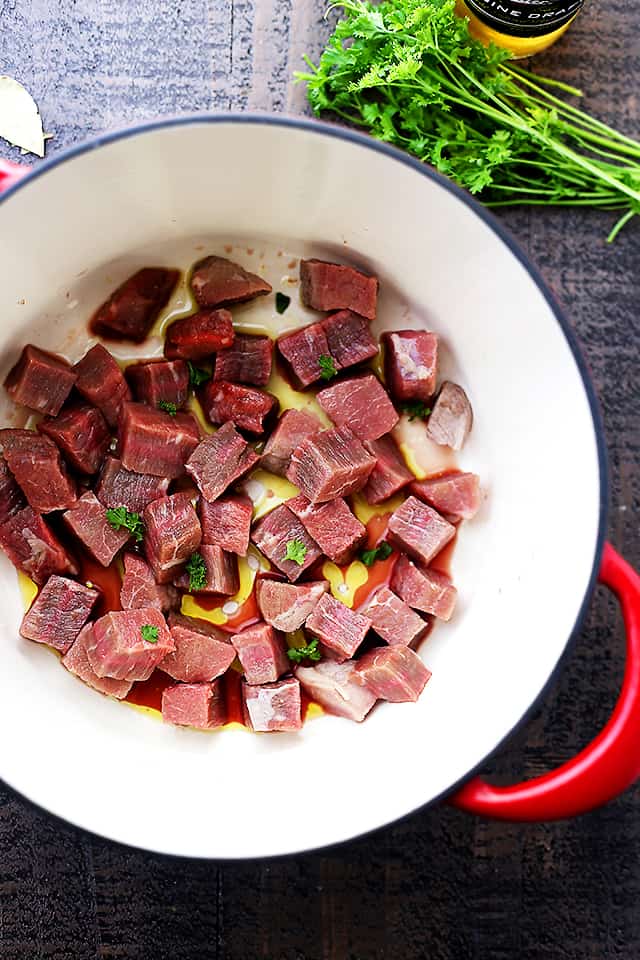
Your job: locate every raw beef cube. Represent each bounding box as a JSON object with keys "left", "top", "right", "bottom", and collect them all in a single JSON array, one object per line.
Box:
[
  {"left": 4, "top": 344, "right": 76, "bottom": 416},
  {"left": 317, "top": 373, "right": 399, "bottom": 441},
  {"left": 162, "top": 681, "right": 226, "bottom": 729},
  {"left": 287, "top": 427, "right": 376, "bottom": 503},
  {"left": 143, "top": 493, "right": 202, "bottom": 583},
  {"left": 391, "top": 554, "right": 457, "bottom": 621},
  {"left": 0, "top": 506, "right": 78, "bottom": 583},
  {"left": 161, "top": 613, "right": 235, "bottom": 682},
  {"left": 20, "top": 575, "right": 99, "bottom": 653},
  {"left": 232, "top": 622, "right": 289, "bottom": 685},
  {"left": 0, "top": 429, "right": 76, "bottom": 512},
  {"left": 243, "top": 677, "right": 302, "bottom": 732},
  {"left": 251, "top": 505, "right": 321, "bottom": 582},
  {"left": 0, "top": 457, "right": 25, "bottom": 525},
  {"left": 120, "top": 552, "right": 179, "bottom": 612},
  {"left": 300, "top": 259, "right": 378, "bottom": 320},
  {"left": 90, "top": 267, "right": 179, "bottom": 342},
  {"left": 362, "top": 434, "right": 413, "bottom": 504},
  {"left": 63, "top": 492, "right": 129, "bottom": 566},
  {"left": 186, "top": 422, "right": 259, "bottom": 502},
  {"left": 95, "top": 456, "right": 169, "bottom": 513},
  {"left": 214, "top": 334, "right": 273, "bottom": 387},
  {"left": 39, "top": 402, "right": 111, "bottom": 474},
  {"left": 287, "top": 494, "right": 365, "bottom": 564},
  {"left": 126, "top": 359, "right": 189, "bottom": 409},
  {"left": 426, "top": 381, "right": 473, "bottom": 451},
  {"left": 276, "top": 322, "right": 332, "bottom": 389},
  {"left": 74, "top": 343, "right": 131, "bottom": 427},
  {"left": 199, "top": 380, "right": 278, "bottom": 435},
  {"left": 295, "top": 660, "right": 376, "bottom": 722},
  {"left": 410, "top": 471, "right": 481, "bottom": 522},
  {"left": 359, "top": 586, "right": 427, "bottom": 645},
  {"left": 164, "top": 309, "right": 234, "bottom": 360},
  {"left": 321, "top": 310, "right": 378, "bottom": 369},
  {"left": 62, "top": 624, "right": 133, "bottom": 699},
  {"left": 118, "top": 402, "right": 200, "bottom": 478},
  {"left": 256, "top": 577, "right": 328, "bottom": 632},
  {"left": 355, "top": 646, "right": 431, "bottom": 702},
  {"left": 190, "top": 255, "right": 272, "bottom": 307},
  {"left": 305, "top": 593, "right": 370, "bottom": 662},
  {"left": 260, "top": 408, "right": 322, "bottom": 476},
  {"left": 174, "top": 545, "right": 239, "bottom": 596},
  {"left": 382, "top": 330, "right": 439, "bottom": 403},
  {"left": 86, "top": 607, "right": 174, "bottom": 681},
  {"left": 199, "top": 495, "right": 252, "bottom": 554},
  {"left": 387, "top": 496, "right": 455, "bottom": 567}
]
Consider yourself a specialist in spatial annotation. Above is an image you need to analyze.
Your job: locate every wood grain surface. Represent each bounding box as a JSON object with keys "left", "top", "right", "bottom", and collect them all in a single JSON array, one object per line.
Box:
[{"left": 0, "top": 1, "right": 639, "bottom": 957}]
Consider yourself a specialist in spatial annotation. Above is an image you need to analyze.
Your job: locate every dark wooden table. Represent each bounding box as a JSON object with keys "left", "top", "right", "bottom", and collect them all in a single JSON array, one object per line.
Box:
[{"left": 0, "top": 2, "right": 639, "bottom": 957}]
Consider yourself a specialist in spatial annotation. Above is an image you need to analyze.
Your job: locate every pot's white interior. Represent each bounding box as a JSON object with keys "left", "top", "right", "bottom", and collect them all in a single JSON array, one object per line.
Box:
[{"left": 0, "top": 119, "right": 602, "bottom": 857}]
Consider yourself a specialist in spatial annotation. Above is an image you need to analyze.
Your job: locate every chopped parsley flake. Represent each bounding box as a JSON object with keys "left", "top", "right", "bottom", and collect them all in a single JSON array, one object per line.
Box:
[
  {"left": 360, "top": 542, "right": 393, "bottom": 567},
  {"left": 105, "top": 506, "right": 145, "bottom": 543},
  {"left": 141, "top": 624, "right": 159, "bottom": 644},
  {"left": 287, "top": 637, "right": 322, "bottom": 664},
  {"left": 401, "top": 401, "right": 432, "bottom": 421},
  {"left": 187, "top": 361, "right": 211, "bottom": 388},
  {"left": 186, "top": 552, "right": 208, "bottom": 592},
  {"left": 158, "top": 400, "right": 178, "bottom": 416},
  {"left": 318, "top": 353, "right": 338, "bottom": 381},
  {"left": 275, "top": 292, "right": 291, "bottom": 314},
  {"left": 284, "top": 539, "right": 307, "bottom": 566}
]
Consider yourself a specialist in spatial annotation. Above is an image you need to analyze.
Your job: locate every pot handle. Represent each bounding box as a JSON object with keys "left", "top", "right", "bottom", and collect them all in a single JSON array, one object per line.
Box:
[
  {"left": 450, "top": 542, "right": 640, "bottom": 820},
  {"left": 0, "top": 159, "right": 28, "bottom": 192}
]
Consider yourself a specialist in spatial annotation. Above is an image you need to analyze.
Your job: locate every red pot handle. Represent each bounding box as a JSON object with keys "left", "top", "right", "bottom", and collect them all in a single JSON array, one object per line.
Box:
[
  {"left": 451, "top": 542, "right": 640, "bottom": 820},
  {"left": 0, "top": 158, "right": 28, "bottom": 192}
]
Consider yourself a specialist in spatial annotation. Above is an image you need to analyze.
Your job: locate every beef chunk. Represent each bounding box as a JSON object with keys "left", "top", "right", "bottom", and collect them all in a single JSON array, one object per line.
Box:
[
  {"left": 120, "top": 552, "right": 179, "bottom": 612},
  {"left": 143, "top": 493, "right": 202, "bottom": 583},
  {"left": 126, "top": 359, "right": 189, "bottom": 409},
  {"left": 317, "top": 373, "right": 398, "bottom": 441},
  {"left": 214, "top": 334, "right": 273, "bottom": 387},
  {"left": 276, "top": 322, "right": 332, "bottom": 389},
  {"left": 261, "top": 408, "right": 322, "bottom": 477},
  {"left": 382, "top": 330, "right": 439, "bottom": 403},
  {"left": 63, "top": 492, "right": 130, "bottom": 566},
  {"left": 251, "top": 505, "right": 321, "bottom": 582},
  {"left": 62, "top": 624, "right": 133, "bottom": 699},
  {"left": 74, "top": 343, "right": 131, "bottom": 427},
  {"left": 199, "top": 380, "right": 278, "bottom": 435},
  {"left": 410, "top": 471, "right": 481, "bottom": 522},
  {"left": 0, "top": 429, "right": 76, "bottom": 512},
  {"left": 118, "top": 402, "right": 200, "bottom": 478},
  {"left": 164, "top": 309, "right": 234, "bottom": 361},
  {"left": 387, "top": 496, "right": 455, "bottom": 567},
  {"left": 287, "top": 426, "right": 376, "bottom": 503},
  {"left": 295, "top": 660, "right": 376, "bottom": 722},
  {"left": 90, "top": 267, "right": 179, "bottom": 342},
  {"left": 4, "top": 344, "right": 76, "bottom": 416},
  {"left": 186, "top": 422, "right": 259, "bottom": 502},
  {"left": 359, "top": 585, "right": 427, "bottom": 645},
  {"left": 161, "top": 613, "right": 235, "bottom": 682},
  {"left": 287, "top": 494, "right": 365, "bottom": 564},
  {"left": 39, "top": 403, "right": 111, "bottom": 474},
  {"left": 425, "top": 381, "right": 473, "bottom": 451},
  {"left": 305, "top": 593, "right": 370, "bottom": 662},
  {"left": 256, "top": 578, "right": 328, "bottom": 633},
  {"left": 0, "top": 506, "right": 77, "bottom": 583},
  {"left": 355, "top": 646, "right": 431, "bottom": 702},
  {"left": 162, "top": 681, "right": 226, "bottom": 729},
  {"left": 231, "top": 622, "right": 289, "bottom": 686},
  {"left": 191, "top": 255, "right": 272, "bottom": 308},
  {"left": 0, "top": 457, "right": 26, "bottom": 525},
  {"left": 20, "top": 575, "right": 99, "bottom": 653},
  {"left": 391, "top": 554, "right": 457, "bottom": 620},
  {"left": 86, "top": 607, "right": 174, "bottom": 681},
  {"left": 95, "top": 456, "right": 169, "bottom": 513},
  {"left": 174, "top": 544, "right": 239, "bottom": 596},
  {"left": 242, "top": 676, "right": 302, "bottom": 732},
  {"left": 362, "top": 434, "right": 413, "bottom": 504},
  {"left": 199, "top": 495, "right": 252, "bottom": 555},
  {"left": 321, "top": 310, "right": 378, "bottom": 369},
  {"left": 300, "top": 259, "right": 378, "bottom": 320}
]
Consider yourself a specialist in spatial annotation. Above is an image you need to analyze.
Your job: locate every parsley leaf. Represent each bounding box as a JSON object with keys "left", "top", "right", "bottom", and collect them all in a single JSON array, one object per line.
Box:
[
  {"left": 287, "top": 637, "right": 322, "bottom": 664},
  {"left": 284, "top": 539, "right": 307, "bottom": 566},
  {"left": 158, "top": 400, "right": 177, "bottom": 416},
  {"left": 360, "top": 542, "right": 393, "bottom": 567},
  {"left": 187, "top": 361, "right": 211, "bottom": 388},
  {"left": 275, "top": 292, "right": 291, "bottom": 314},
  {"left": 318, "top": 354, "right": 338, "bottom": 380},
  {"left": 185, "top": 552, "right": 208, "bottom": 592},
  {"left": 105, "top": 506, "right": 145, "bottom": 543},
  {"left": 141, "top": 624, "right": 159, "bottom": 643},
  {"left": 401, "top": 401, "right": 431, "bottom": 421}
]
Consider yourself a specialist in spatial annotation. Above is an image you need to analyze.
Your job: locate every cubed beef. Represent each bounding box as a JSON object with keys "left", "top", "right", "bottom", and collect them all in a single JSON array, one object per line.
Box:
[
  {"left": 95, "top": 456, "right": 169, "bottom": 513},
  {"left": 164, "top": 309, "right": 234, "bottom": 360},
  {"left": 0, "top": 429, "right": 76, "bottom": 512},
  {"left": 4, "top": 344, "right": 76, "bottom": 416},
  {"left": 39, "top": 403, "right": 111, "bottom": 475},
  {"left": 359, "top": 585, "right": 427, "bottom": 645},
  {"left": 161, "top": 614, "right": 235, "bottom": 682},
  {"left": 317, "top": 373, "right": 398, "bottom": 441},
  {"left": 174, "top": 545, "right": 239, "bottom": 596},
  {"left": 355, "top": 646, "right": 431, "bottom": 702},
  {"left": 214, "top": 334, "right": 273, "bottom": 387},
  {"left": 90, "top": 267, "right": 179, "bottom": 342},
  {"left": 276, "top": 322, "right": 332, "bottom": 389},
  {"left": 391, "top": 554, "right": 457, "bottom": 620},
  {"left": 387, "top": 496, "right": 455, "bottom": 567},
  {"left": 186, "top": 422, "right": 259, "bottom": 502},
  {"left": 382, "top": 330, "right": 439, "bottom": 403},
  {"left": 199, "top": 495, "right": 252, "bottom": 554},
  {"left": 251, "top": 505, "right": 322, "bottom": 582},
  {"left": 20, "top": 575, "right": 99, "bottom": 653},
  {"left": 425, "top": 381, "right": 473, "bottom": 451},
  {"left": 126, "top": 359, "right": 189, "bottom": 409},
  {"left": 0, "top": 458, "right": 25, "bottom": 525},
  {"left": 305, "top": 593, "right": 370, "bottom": 662},
  {"left": 143, "top": 493, "right": 202, "bottom": 583},
  {"left": 199, "top": 380, "right": 278, "bottom": 435},
  {"left": 261, "top": 408, "right": 322, "bottom": 477},
  {"left": 232, "top": 622, "right": 289, "bottom": 685},
  {"left": 0, "top": 506, "right": 77, "bottom": 583},
  {"left": 321, "top": 310, "right": 378, "bottom": 369},
  {"left": 295, "top": 660, "right": 376, "bottom": 722},
  {"left": 62, "top": 624, "right": 133, "bottom": 699},
  {"left": 242, "top": 676, "right": 302, "bottom": 732},
  {"left": 162, "top": 681, "right": 226, "bottom": 729},
  {"left": 118, "top": 402, "right": 200, "bottom": 478},
  {"left": 287, "top": 427, "right": 376, "bottom": 503},
  {"left": 74, "top": 343, "right": 131, "bottom": 427},
  {"left": 120, "top": 552, "right": 179, "bottom": 612},
  {"left": 63, "top": 491, "right": 129, "bottom": 566},
  {"left": 362, "top": 434, "right": 413, "bottom": 504},
  {"left": 190, "top": 255, "right": 272, "bottom": 308},
  {"left": 256, "top": 578, "right": 328, "bottom": 632},
  {"left": 410, "top": 471, "right": 481, "bottom": 522},
  {"left": 300, "top": 259, "right": 378, "bottom": 320},
  {"left": 287, "top": 494, "right": 365, "bottom": 564},
  {"left": 86, "top": 607, "right": 174, "bottom": 681}
]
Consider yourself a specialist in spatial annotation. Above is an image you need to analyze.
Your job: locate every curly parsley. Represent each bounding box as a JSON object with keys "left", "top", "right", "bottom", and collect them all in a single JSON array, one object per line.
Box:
[
  {"left": 287, "top": 637, "right": 322, "bottom": 664},
  {"left": 185, "top": 552, "right": 208, "bottom": 592},
  {"left": 158, "top": 400, "right": 177, "bottom": 416},
  {"left": 105, "top": 506, "right": 145, "bottom": 543},
  {"left": 187, "top": 361, "right": 211, "bottom": 388},
  {"left": 140, "top": 624, "right": 159, "bottom": 644},
  {"left": 401, "top": 401, "right": 431, "bottom": 421},
  {"left": 284, "top": 539, "right": 308, "bottom": 566},
  {"left": 360, "top": 542, "right": 393, "bottom": 567},
  {"left": 318, "top": 354, "right": 338, "bottom": 380}
]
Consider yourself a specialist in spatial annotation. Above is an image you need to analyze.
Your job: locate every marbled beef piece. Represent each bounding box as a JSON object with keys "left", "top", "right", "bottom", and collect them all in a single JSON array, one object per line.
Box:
[
  {"left": 198, "top": 495, "right": 252, "bottom": 555},
  {"left": 300, "top": 259, "right": 378, "bottom": 320},
  {"left": 287, "top": 494, "right": 365, "bottom": 564},
  {"left": 0, "top": 506, "right": 78, "bottom": 583},
  {"left": 74, "top": 343, "right": 131, "bottom": 427},
  {"left": 62, "top": 623, "right": 133, "bottom": 699},
  {"left": 231, "top": 622, "right": 289, "bottom": 686},
  {"left": 199, "top": 380, "right": 278, "bottom": 435},
  {"left": 391, "top": 554, "right": 457, "bottom": 621},
  {"left": 0, "top": 429, "right": 76, "bottom": 512},
  {"left": 305, "top": 593, "right": 370, "bottom": 662},
  {"left": 362, "top": 434, "right": 413, "bottom": 505},
  {"left": 0, "top": 457, "right": 26, "bottom": 525},
  {"left": 186, "top": 422, "right": 259, "bottom": 502},
  {"left": 20, "top": 575, "right": 99, "bottom": 653},
  {"left": 39, "top": 402, "right": 111, "bottom": 475},
  {"left": 90, "top": 267, "right": 179, "bottom": 343},
  {"left": 95, "top": 456, "right": 169, "bottom": 514},
  {"left": 120, "top": 552, "right": 179, "bottom": 612},
  {"left": 86, "top": 607, "right": 174, "bottom": 681},
  {"left": 359, "top": 585, "right": 427, "bottom": 645},
  {"left": 190, "top": 255, "right": 272, "bottom": 308},
  {"left": 143, "top": 493, "right": 202, "bottom": 583},
  {"left": 160, "top": 613, "right": 235, "bottom": 683},
  {"left": 242, "top": 676, "right": 302, "bottom": 732},
  {"left": 164, "top": 309, "right": 234, "bottom": 361},
  {"left": 118, "top": 402, "right": 200, "bottom": 478},
  {"left": 295, "top": 660, "right": 376, "bottom": 722},
  {"left": 387, "top": 496, "right": 455, "bottom": 567},
  {"left": 276, "top": 322, "right": 332, "bottom": 389},
  {"left": 256, "top": 578, "right": 328, "bottom": 633},
  {"left": 355, "top": 645, "right": 431, "bottom": 702},
  {"left": 321, "top": 310, "right": 378, "bottom": 369},
  {"left": 410, "top": 471, "right": 481, "bottom": 522},
  {"left": 4, "top": 344, "right": 76, "bottom": 416},
  {"left": 214, "top": 334, "right": 273, "bottom": 387},
  {"left": 317, "top": 373, "right": 399, "bottom": 442},
  {"left": 62, "top": 492, "right": 129, "bottom": 567},
  {"left": 287, "top": 427, "right": 376, "bottom": 503},
  {"left": 162, "top": 681, "right": 226, "bottom": 729},
  {"left": 174, "top": 544, "right": 239, "bottom": 596},
  {"left": 382, "top": 330, "right": 439, "bottom": 403},
  {"left": 126, "top": 359, "right": 189, "bottom": 409},
  {"left": 426, "top": 382, "right": 473, "bottom": 451},
  {"left": 260, "top": 408, "right": 323, "bottom": 477},
  {"left": 251, "top": 504, "right": 322, "bottom": 583}
]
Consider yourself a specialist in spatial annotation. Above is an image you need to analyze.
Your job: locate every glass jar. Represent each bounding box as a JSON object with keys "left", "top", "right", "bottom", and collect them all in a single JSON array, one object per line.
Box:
[{"left": 456, "top": 0, "right": 584, "bottom": 57}]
